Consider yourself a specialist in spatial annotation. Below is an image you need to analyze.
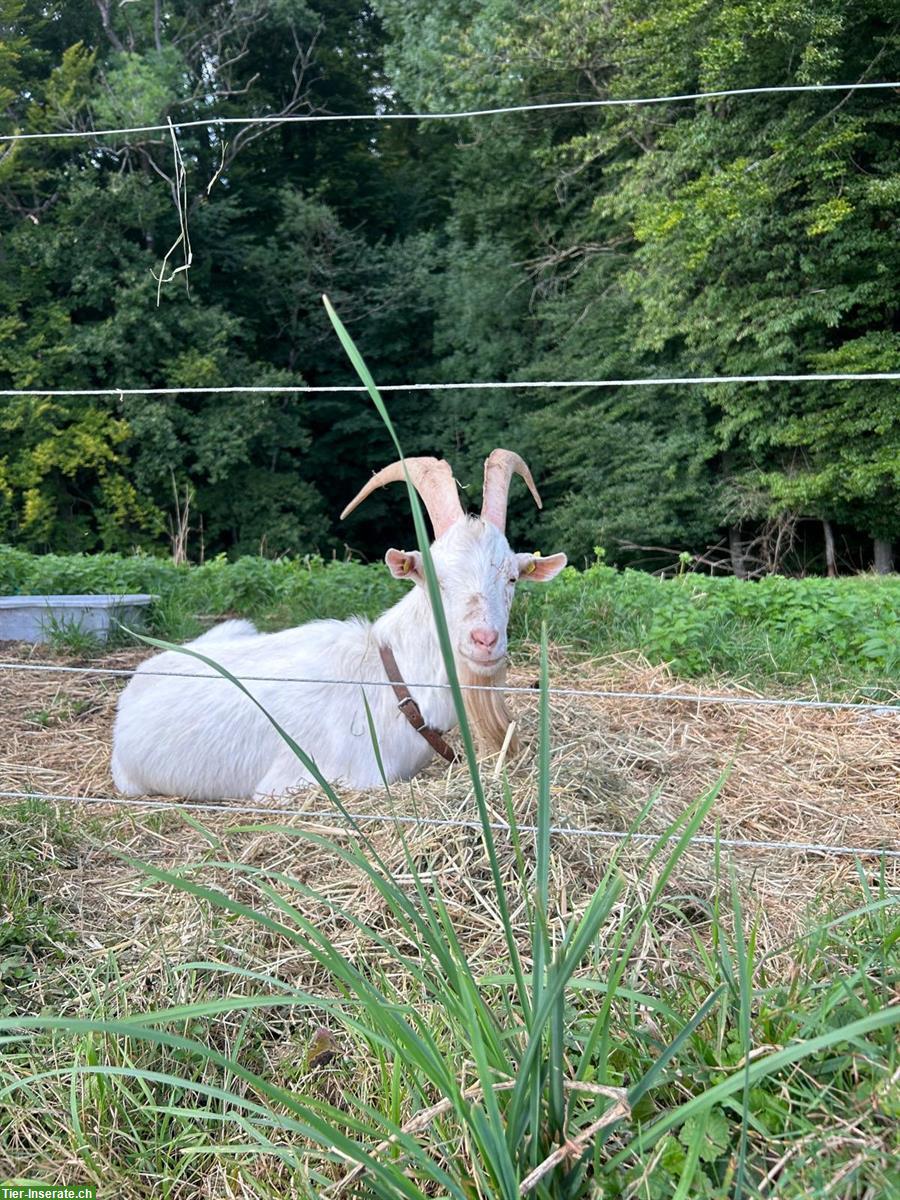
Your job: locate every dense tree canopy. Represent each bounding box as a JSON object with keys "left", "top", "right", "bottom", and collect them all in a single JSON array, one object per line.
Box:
[{"left": 0, "top": 0, "right": 897, "bottom": 573}]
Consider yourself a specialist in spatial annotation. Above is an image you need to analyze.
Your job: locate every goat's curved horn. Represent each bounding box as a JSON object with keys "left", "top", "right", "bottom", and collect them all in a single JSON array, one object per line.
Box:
[
  {"left": 341, "top": 457, "right": 464, "bottom": 539},
  {"left": 481, "top": 449, "right": 542, "bottom": 531}
]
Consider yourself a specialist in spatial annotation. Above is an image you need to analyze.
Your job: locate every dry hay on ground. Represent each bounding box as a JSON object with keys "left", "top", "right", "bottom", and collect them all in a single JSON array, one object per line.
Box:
[
  {"left": 1, "top": 637, "right": 897, "bottom": 971},
  {"left": 1, "top": 639, "right": 899, "bottom": 1199}
]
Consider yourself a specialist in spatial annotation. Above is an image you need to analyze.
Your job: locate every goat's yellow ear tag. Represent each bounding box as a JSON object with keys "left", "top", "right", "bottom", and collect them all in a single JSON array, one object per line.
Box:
[
  {"left": 525, "top": 561, "right": 537, "bottom": 574},
  {"left": 401, "top": 559, "right": 411, "bottom": 574}
]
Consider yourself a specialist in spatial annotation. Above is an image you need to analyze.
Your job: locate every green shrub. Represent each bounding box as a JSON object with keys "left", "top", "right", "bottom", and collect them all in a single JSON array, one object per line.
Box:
[{"left": 1, "top": 545, "right": 897, "bottom": 690}]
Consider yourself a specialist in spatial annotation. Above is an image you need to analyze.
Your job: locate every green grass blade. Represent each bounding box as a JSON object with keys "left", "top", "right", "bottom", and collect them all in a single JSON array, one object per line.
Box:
[
  {"left": 0, "top": 1028, "right": 455, "bottom": 1198},
  {"left": 672, "top": 1108, "right": 710, "bottom": 1200},
  {"left": 626, "top": 986, "right": 725, "bottom": 1113},
  {"left": 323, "top": 292, "right": 532, "bottom": 1022},
  {"left": 509, "top": 872, "right": 625, "bottom": 1139},
  {"left": 730, "top": 867, "right": 753, "bottom": 1199},
  {"left": 606, "top": 1004, "right": 900, "bottom": 1167},
  {"left": 362, "top": 687, "right": 394, "bottom": 795}
]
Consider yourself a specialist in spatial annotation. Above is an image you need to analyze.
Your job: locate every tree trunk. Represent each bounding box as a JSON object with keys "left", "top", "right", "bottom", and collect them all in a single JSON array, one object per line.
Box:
[
  {"left": 873, "top": 537, "right": 894, "bottom": 575},
  {"left": 729, "top": 525, "right": 748, "bottom": 579},
  {"left": 823, "top": 520, "right": 837, "bottom": 577}
]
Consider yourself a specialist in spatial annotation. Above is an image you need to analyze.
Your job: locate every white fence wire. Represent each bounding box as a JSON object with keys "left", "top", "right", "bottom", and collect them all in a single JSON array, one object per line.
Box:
[
  {"left": 2, "top": 372, "right": 900, "bottom": 399},
  {"left": 1, "top": 790, "right": 898, "bottom": 860},
  {"left": 1, "top": 80, "right": 898, "bottom": 144},
  {"left": 0, "top": 660, "right": 898, "bottom": 713}
]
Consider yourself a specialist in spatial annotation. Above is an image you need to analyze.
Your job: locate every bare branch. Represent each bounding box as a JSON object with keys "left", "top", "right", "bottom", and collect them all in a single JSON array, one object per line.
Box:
[
  {"left": 95, "top": 0, "right": 124, "bottom": 52},
  {"left": 521, "top": 234, "right": 630, "bottom": 276},
  {"left": 223, "top": 22, "right": 322, "bottom": 166},
  {"left": 167, "top": 471, "right": 194, "bottom": 565}
]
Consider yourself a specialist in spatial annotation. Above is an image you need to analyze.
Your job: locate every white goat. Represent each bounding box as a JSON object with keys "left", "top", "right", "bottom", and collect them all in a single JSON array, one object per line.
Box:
[{"left": 111, "top": 451, "right": 566, "bottom": 799}]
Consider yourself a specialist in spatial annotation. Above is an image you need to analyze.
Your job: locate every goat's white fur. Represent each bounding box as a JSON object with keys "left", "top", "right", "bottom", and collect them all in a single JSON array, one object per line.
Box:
[{"left": 111, "top": 516, "right": 565, "bottom": 800}]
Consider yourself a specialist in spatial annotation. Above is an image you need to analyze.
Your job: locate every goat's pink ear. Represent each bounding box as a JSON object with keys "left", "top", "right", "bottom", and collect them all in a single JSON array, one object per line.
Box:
[
  {"left": 385, "top": 548, "right": 425, "bottom": 583},
  {"left": 516, "top": 552, "right": 567, "bottom": 582}
]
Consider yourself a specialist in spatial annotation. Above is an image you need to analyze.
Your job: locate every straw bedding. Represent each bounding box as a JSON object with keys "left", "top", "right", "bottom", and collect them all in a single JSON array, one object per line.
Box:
[{"left": 1, "top": 637, "right": 897, "bottom": 972}]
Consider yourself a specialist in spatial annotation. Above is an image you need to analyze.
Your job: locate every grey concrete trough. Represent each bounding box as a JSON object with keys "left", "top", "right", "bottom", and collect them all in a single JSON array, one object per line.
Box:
[{"left": 0, "top": 594, "right": 155, "bottom": 643}]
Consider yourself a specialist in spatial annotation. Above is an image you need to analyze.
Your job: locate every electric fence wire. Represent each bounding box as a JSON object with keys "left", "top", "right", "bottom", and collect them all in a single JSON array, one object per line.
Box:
[
  {"left": 0, "top": 789, "right": 897, "bottom": 859},
  {"left": 1, "top": 372, "right": 900, "bottom": 399},
  {"left": 1, "top": 80, "right": 898, "bottom": 143},
  {"left": 1, "top": 660, "right": 897, "bottom": 713}
]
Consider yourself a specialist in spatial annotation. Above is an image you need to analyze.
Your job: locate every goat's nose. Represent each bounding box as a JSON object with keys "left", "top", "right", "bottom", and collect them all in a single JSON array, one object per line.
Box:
[{"left": 471, "top": 627, "right": 499, "bottom": 649}]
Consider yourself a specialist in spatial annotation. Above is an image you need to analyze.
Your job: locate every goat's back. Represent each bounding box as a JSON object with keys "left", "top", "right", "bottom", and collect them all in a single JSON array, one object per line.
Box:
[{"left": 111, "top": 617, "right": 373, "bottom": 799}]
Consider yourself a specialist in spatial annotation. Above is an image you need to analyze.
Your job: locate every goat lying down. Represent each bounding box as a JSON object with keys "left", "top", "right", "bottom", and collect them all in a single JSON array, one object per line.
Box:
[{"left": 111, "top": 450, "right": 566, "bottom": 799}]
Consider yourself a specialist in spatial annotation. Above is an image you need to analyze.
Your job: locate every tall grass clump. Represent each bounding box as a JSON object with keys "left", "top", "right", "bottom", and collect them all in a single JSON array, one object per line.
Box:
[{"left": 1, "top": 299, "right": 898, "bottom": 1197}]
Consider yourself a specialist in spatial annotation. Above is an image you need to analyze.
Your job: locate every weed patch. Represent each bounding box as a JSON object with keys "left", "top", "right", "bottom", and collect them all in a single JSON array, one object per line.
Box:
[
  {"left": 2, "top": 545, "right": 897, "bottom": 697},
  {"left": 0, "top": 802, "right": 78, "bottom": 1015}
]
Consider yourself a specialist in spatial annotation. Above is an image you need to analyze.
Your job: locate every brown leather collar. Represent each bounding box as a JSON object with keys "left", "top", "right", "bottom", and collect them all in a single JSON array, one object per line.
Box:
[{"left": 378, "top": 643, "right": 458, "bottom": 764}]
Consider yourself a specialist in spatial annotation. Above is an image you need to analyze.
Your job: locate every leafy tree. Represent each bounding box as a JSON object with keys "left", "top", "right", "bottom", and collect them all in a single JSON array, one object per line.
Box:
[
  {"left": 0, "top": 0, "right": 897, "bottom": 572},
  {"left": 377, "top": 0, "right": 899, "bottom": 568},
  {"left": 0, "top": 0, "right": 442, "bottom": 556},
  {"left": 0, "top": 398, "right": 160, "bottom": 550}
]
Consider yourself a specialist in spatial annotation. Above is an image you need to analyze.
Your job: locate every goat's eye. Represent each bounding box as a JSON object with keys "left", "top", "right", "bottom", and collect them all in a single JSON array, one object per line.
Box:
[{"left": 508, "top": 575, "right": 518, "bottom": 585}]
